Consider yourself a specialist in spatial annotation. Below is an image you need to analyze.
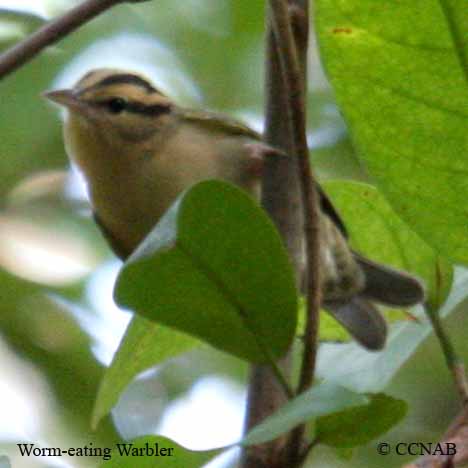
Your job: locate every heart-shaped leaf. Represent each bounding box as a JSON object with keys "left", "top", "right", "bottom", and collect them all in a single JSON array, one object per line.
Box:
[{"left": 115, "top": 180, "right": 297, "bottom": 363}]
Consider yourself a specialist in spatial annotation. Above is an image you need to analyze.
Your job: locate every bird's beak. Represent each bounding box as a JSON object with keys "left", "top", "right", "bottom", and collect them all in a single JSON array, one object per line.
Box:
[
  {"left": 43, "top": 89, "right": 76, "bottom": 106},
  {"left": 43, "top": 89, "right": 92, "bottom": 117}
]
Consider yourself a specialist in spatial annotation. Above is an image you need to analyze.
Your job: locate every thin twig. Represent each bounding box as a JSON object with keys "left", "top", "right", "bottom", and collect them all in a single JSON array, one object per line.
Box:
[
  {"left": 452, "top": 363, "right": 468, "bottom": 405},
  {"left": 426, "top": 303, "right": 468, "bottom": 403},
  {"left": 0, "top": 0, "right": 148, "bottom": 80},
  {"left": 297, "top": 437, "right": 319, "bottom": 466},
  {"left": 266, "top": 355, "right": 294, "bottom": 399},
  {"left": 269, "top": 0, "right": 321, "bottom": 464}
]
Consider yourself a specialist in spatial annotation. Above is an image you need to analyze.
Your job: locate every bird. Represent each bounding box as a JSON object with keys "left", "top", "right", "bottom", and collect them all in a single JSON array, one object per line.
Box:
[{"left": 44, "top": 68, "right": 425, "bottom": 351}]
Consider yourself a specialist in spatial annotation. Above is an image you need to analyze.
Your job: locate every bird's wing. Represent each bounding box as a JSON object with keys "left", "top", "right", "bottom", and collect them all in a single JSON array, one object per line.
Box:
[
  {"left": 180, "top": 108, "right": 261, "bottom": 139},
  {"left": 180, "top": 108, "right": 349, "bottom": 235}
]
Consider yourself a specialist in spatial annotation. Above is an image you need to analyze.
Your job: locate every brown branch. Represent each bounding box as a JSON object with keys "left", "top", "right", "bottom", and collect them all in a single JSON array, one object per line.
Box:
[
  {"left": 269, "top": 0, "right": 321, "bottom": 465},
  {"left": 240, "top": 1, "right": 310, "bottom": 467},
  {"left": 0, "top": 0, "right": 149, "bottom": 80},
  {"left": 268, "top": 0, "right": 319, "bottom": 395}
]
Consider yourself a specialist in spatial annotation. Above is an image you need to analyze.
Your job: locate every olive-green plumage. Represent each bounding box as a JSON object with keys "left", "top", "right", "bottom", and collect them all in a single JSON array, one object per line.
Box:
[{"left": 45, "top": 68, "right": 424, "bottom": 350}]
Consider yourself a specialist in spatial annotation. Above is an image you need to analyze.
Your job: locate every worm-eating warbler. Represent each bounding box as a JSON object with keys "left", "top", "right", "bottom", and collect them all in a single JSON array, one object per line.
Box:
[{"left": 44, "top": 68, "right": 424, "bottom": 350}]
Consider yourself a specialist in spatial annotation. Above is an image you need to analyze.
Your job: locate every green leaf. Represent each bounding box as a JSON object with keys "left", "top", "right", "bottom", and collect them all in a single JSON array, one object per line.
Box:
[
  {"left": 316, "top": 393, "right": 407, "bottom": 448},
  {"left": 313, "top": 135, "right": 366, "bottom": 183},
  {"left": 316, "top": 1, "right": 468, "bottom": 263},
  {"left": 92, "top": 315, "right": 199, "bottom": 429},
  {"left": 323, "top": 181, "right": 453, "bottom": 311},
  {"left": 317, "top": 269, "right": 468, "bottom": 393},
  {"left": 0, "top": 9, "right": 46, "bottom": 49},
  {"left": 101, "top": 435, "right": 220, "bottom": 467},
  {"left": 294, "top": 180, "right": 452, "bottom": 344},
  {"left": 242, "top": 382, "right": 368, "bottom": 446},
  {"left": 334, "top": 447, "right": 355, "bottom": 460},
  {"left": 319, "top": 309, "right": 352, "bottom": 342},
  {"left": 115, "top": 180, "right": 297, "bottom": 363},
  {"left": 297, "top": 298, "right": 351, "bottom": 343}
]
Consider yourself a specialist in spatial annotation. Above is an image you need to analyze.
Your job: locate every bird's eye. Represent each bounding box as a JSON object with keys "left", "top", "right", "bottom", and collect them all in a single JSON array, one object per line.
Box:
[{"left": 106, "top": 97, "right": 127, "bottom": 114}]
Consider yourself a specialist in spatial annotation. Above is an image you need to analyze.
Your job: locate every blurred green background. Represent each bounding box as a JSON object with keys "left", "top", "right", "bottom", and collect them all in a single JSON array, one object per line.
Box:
[{"left": 0, "top": 1, "right": 465, "bottom": 467}]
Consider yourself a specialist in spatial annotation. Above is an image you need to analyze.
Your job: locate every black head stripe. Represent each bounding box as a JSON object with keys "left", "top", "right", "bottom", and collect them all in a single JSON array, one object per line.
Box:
[
  {"left": 95, "top": 98, "right": 172, "bottom": 117},
  {"left": 125, "top": 101, "right": 172, "bottom": 116},
  {"left": 96, "top": 74, "right": 158, "bottom": 94}
]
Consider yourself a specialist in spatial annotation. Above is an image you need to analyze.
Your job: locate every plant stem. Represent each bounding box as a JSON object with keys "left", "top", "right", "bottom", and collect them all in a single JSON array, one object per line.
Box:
[
  {"left": 426, "top": 303, "right": 468, "bottom": 403},
  {"left": 269, "top": 0, "right": 319, "bottom": 395},
  {"left": 0, "top": 0, "right": 148, "bottom": 80},
  {"left": 241, "top": 0, "right": 320, "bottom": 466},
  {"left": 240, "top": 1, "right": 309, "bottom": 466},
  {"left": 268, "top": 0, "right": 321, "bottom": 464}
]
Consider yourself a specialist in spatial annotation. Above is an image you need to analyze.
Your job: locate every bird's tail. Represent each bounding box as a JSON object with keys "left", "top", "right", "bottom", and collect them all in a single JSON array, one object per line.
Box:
[
  {"left": 324, "top": 253, "right": 425, "bottom": 351},
  {"left": 325, "top": 297, "right": 388, "bottom": 350},
  {"left": 354, "top": 253, "right": 425, "bottom": 306}
]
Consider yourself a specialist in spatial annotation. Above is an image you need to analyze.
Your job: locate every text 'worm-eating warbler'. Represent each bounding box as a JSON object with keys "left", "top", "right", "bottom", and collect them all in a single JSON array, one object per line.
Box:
[{"left": 44, "top": 68, "right": 424, "bottom": 350}]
